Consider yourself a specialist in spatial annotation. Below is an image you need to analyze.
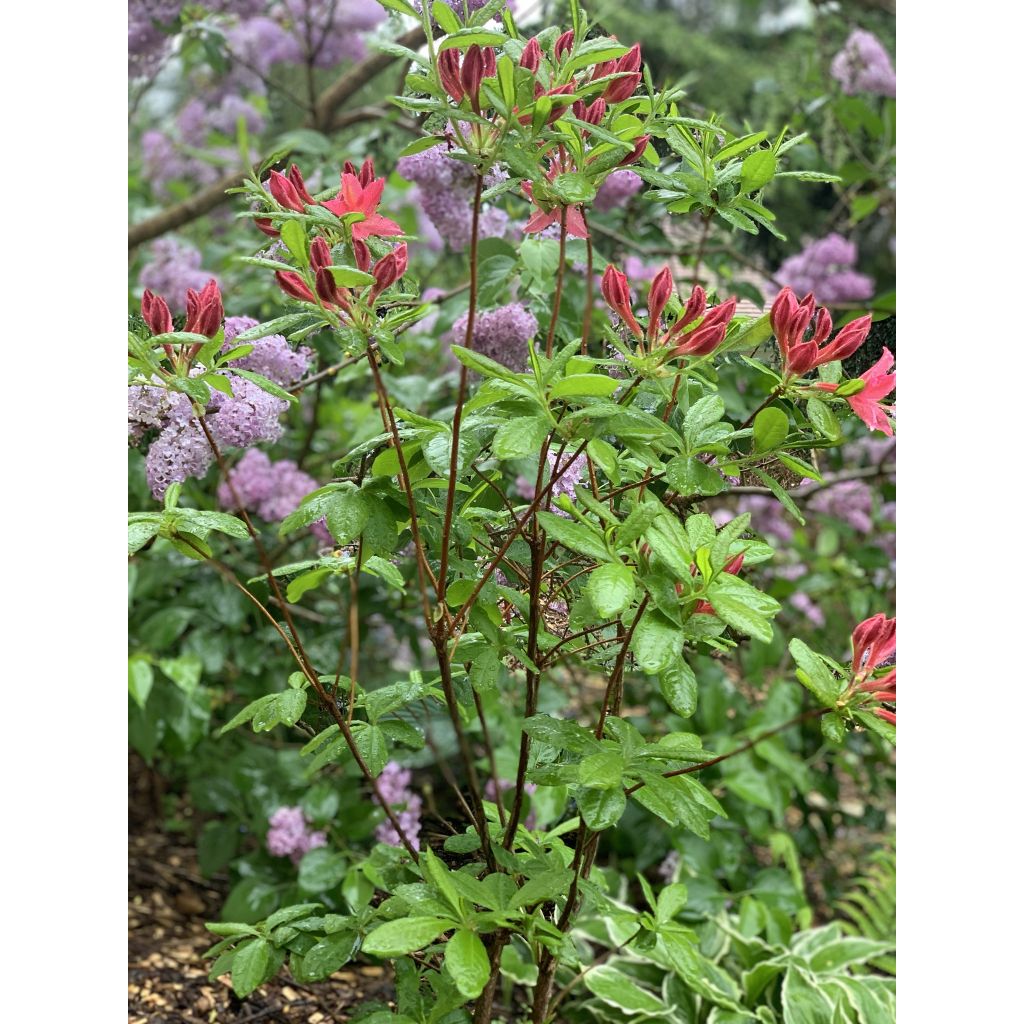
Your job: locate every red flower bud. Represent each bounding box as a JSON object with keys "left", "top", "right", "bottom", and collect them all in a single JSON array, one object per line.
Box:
[
  {"left": 617, "top": 44, "right": 642, "bottom": 73},
  {"left": 141, "top": 290, "right": 172, "bottom": 336},
  {"left": 606, "top": 73, "right": 642, "bottom": 105},
  {"left": 309, "top": 236, "right": 332, "bottom": 272},
  {"left": 461, "top": 45, "right": 484, "bottom": 110},
  {"left": 519, "top": 37, "right": 541, "bottom": 72},
  {"left": 275, "top": 270, "right": 316, "bottom": 303},
  {"left": 438, "top": 49, "right": 464, "bottom": 102},
  {"left": 583, "top": 99, "right": 607, "bottom": 125},
  {"left": 673, "top": 298, "right": 736, "bottom": 357},
  {"left": 254, "top": 217, "right": 280, "bottom": 238},
  {"left": 851, "top": 613, "right": 896, "bottom": 677},
  {"left": 481, "top": 46, "right": 496, "bottom": 79},
  {"left": 286, "top": 163, "right": 314, "bottom": 204},
  {"left": 184, "top": 280, "right": 223, "bottom": 337},
  {"left": 723, "top": 553, "right": 745, "bottom": 575},
  {"left": 555, "top": 29, "right": 574, "bottom": 58},
  {"left": 315, "top": 267, "right": 346, "bottom": 309},
  {"left": 601, "top": 265, "right": 643, "bottom": 339},
  {"left": 819, "top": 313, "right": 872, "bottom": 365},
  {"left": 572, "top": 99, "right": 586, "bottom": 120},
  {"left": 370, "top": 242, "right": 409, "bottom": 300},
  {"left": 267, "top": 169, "right": 305, "bottom": 212},
  {"left": 618, "top": 134, "right": 650, "bottom": 167},
  {"left": 646, "top": 266, "right": 674, "bottom": 341},
  {"left": 592, "top": 59, "right": 617, "bottom": 80},
  {"left": 358, "top": 157, "right": 375, "bottom": 187},
  {"left": 352, "top": 239, "right": 371, "bottom": 272},
  {"left": 678, "top": 285, "right": 706, "bottom": 332}
]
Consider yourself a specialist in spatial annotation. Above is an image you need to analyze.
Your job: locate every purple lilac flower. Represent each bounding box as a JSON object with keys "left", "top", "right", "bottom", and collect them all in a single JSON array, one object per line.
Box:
[
  {"left": 279, "top": 0, "right": 386, "bottom": 67},
  {"left": 548, "top": 450, "right": 586, "bottom": 503},
  {"left": 774, "top": 234, "right": 874, "bottom": 305},
  {"left": 224, "top": 15, "right": 303, "bottom": 78},
  {"left": 397, "top": 146, "right": 508, "bottom": 251},
  {"left": 846, "top": 435, "right": 896, "bottom": 467},
  {"left": 515, "top": 475, "right": 536, "bottom": 501},
  {"left": 449, "top": 303, "right": 538, "bottom": 372},
  {"left": 267, "top": 806, "right": 328, "bottom": 866},
  {"left": 657, "top": 849, "right": 681, "bottom": 881},
  {"left": 207, "top": 375, "right": 288, "bottom": 448},
  {"left": 138, "top": 238, "right": 217, "bottom": 311},
  {"left": 145, "top": 420, "right": 215, "bottom": 499},
  {"left": 373, "top": 761, "right": 423, "bottom": 852},
  {"left": 594, "top": 170, "right": 642, "bottom": 212},
  {"left": 128, "top": 0, "right": 181, "bottom": 78},
  {"left": 222, "top": 316, "right": 313, "bottom": 387},
  {"left": 789, "top": 590, "right": 825, "bottom": 628},
  {"left": 807, "top": 480, "right": 874, "bottom": 533},
  {"left": 831, "top": 29, "right": 896, "bottom": 98}
]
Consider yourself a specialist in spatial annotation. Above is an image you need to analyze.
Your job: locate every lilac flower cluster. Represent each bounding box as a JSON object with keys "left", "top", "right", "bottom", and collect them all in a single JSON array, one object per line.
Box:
[
  {"left": 128, "top": 0, "right": 181, "bottom": 78},
  {"left": 593, "top": 170, "right": 642, "bottom": 213},
  {"left": 397, "top": 146, "right": 509, "bottom": 251},
  {"left": 218, "top": 449, "right": 331, "bottom": 543},
  {"left": 774, "top": 234, "right": 874, "bottom": 305},
  {"left": 449, "top": 303, "right": 539, "bottom": 372},
  {"left": 279, "top": 0, "right": 385, "bottom": 67},
  {"left": 548, "top": 449, "right": 586, "bottom": 504},
  {"left": 130, "top": 325, "right": 311, "bottom": 499},
  {"left": 138, "top": 238, "right": 217, "bottom": 312},
  {"left": 807, "top": 480, "right": 875, "bottom": 533},
  {"left": 789, "top": 590, "right": 825, "bottom": 628},
  {"left": 223, "top": 316, "right": 312, "bottom": 387},
  {"left": 373, "top": 761, "right": 423, "bottom": 852},
  {"left": 831, "top": 29, "right": 896, "bottom": 98},
  {"left": 266, "top": 805, "right": 327, "bottom": 865}
]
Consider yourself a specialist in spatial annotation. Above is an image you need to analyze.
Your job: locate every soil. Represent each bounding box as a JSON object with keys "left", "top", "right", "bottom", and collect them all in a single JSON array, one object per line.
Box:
[{"left": 128, "top": 759, "right": 393, "bottom": 1024}]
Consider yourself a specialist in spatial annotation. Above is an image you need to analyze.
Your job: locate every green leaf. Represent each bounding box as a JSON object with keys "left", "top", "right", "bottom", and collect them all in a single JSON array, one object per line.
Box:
[
  {"left": 449, "top": 343, "right": 524, "bottom": 384},
  {"left": 550, "top": 172, "right": 597, "bottom": 206},
  {"left": 128, "top": 657, "right": 154, "bottom": 708},
  {"left": 750, "top": 468, "right": 806, "bottom": 526},
  {"left": 326, "top": 265, "right": 376, "bottom": 288},
  {"left": 535, "top": 510, "right": 608, "bottom": 561},
  {"left": 128, "top": 520, "right": 160, "bottom": 554},
  {"left": 805, "top": 397, "right": 840, "bottom": 441},
  {"left": 587, "top": 562, "right": 635, "bottom": 618},
  {"left": 522, "top": 714, "right": 599, "bottom": 754},
  {"left": 752, "top": 407, "right": 789, "bottom": 453},
  {"left": 659, "top": 660, "right": 697, "bottom": 717},
  {"left": 326, "top": 488, "right": 370, "bottom": 545},
  {"left": 577, "top": 786, "right": 626, "bottom": 831},
  {"left": 298, "top": 848, "right": 347, "bottom": 894},
  {"left": 578, "top": 750, "right": 625, "bottom": 789},
  {"left": 230, "top": 368, "right": 299, "bottom": 403},
  {"left": 231, "top": 938, "right": 273, "bottom": 998},
  {"left": 549, "top": 373, "right": 620, "bottom": 399},
  {"left": 741, "top": 151, "right": 777, "bottom": 192},
  {"left": 431, "top": 0, "right": 461, "bottom": 33},
  {"left": 683, "top": 394, "right": 725, "bottom": 446},
  {"left": 438, "top": 28, "right": 508, "bottom": 51},
  {"left": 280, "top": 220, "right": 308, "bottom": 266},
  {"left": 789, "top": 639, "right": 843, "bottom": 706},
  {"left": 303, "top": 931, "right": 359, "bottom": 980},
  {"left": 492, "top": 416, "right": 550, "bottom": 458},
  {"left": 362, "top": 917, "right": 453, "bottom": 956},
  {"left": 665, "top": 456, "right": 728, "bottom": 496},
  {"left": 583, "top": 964, "right": 670, "bottom": 1015},
  {"left": 781, "top": 968, "right": 833, "bottom": 1024},
  {"left": 715, "top": 132, "right": 769, "bottom": 162},
  {"left": 632, "top": 611, "right": 683, "bottom": 674},
  {"left": 705, "top": 591, "right": 774, "bottom": 643},
  {"left": 445, "top": 929, "right": 491, "bottom": 999}
]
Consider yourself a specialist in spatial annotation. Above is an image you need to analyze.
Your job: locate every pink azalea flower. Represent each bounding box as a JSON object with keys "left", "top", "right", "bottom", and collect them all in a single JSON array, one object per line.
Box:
[
  {"left": 322, "top": 172, "right": 404, "bottom": 241},
  {"left": 818, "top": 348, "right": 895, "bottom": 436},
  {"left": 522, "top": 181, "right": 589, "bottom": 238}
]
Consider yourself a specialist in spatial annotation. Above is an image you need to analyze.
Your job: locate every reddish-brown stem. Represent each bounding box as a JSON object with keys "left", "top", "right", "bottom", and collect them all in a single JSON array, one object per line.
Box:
[{"left": 438, "top": 173, "right": 484, "bottom": 609}]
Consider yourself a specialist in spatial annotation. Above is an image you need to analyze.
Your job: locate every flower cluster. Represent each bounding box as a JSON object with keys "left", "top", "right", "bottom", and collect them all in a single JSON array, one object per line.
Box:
[
  {"left": 449, "top": 303, "right": 539, "bottom": 372},
  {"left": 770, "top": 287, "right": 872, "bottom": 379},
  {"left": 774, "top": 234, "right": 874, "bottom": 305},
  {"left": 266, "top": 805, "right": 327, "bottom": 865},
  {"left": 130, "top": 303, "right": 312, "bottom": 499},
  {"left": 218, "top": 449, "right": 331, "bottom": 543},
  {"left": 602, "top": 264, "right": 736, "bottom": 357},
  {"left": 593, "top": 169, "right": 643, "bottom": 213},
  {"left": 844, "top": 613, "right": 896, "bottom": 724},
  {"left": 814, "top": 348, "right": 896, "bottom": 437},
  {"left": 397, "top": 146, "right": 509, "bottom": 251},
  {"left": 807, "top": 480, "right": 875, "bottom": 534},
  {"left": 830, "top": 29, "right": 896, "bottom": 98},
  {"left": 128, "top": 0, "right": 181, "bottom": 79},
  {"left": 373, "top": 762, "right": 423, "bottom": 852}
]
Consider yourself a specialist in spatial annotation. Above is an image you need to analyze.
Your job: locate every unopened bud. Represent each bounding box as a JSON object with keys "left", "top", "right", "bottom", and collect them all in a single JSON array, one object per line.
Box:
[
  {"left": 309, "top": 237, "right": 332, "bottom": 272},
  {"left": 275, "top": 271, "right": 315, "bottom": 303},
  {"left": 141, "top": 290, "right": 172, "bottom": 336},
  {"left": 555, "top": 29, "right": 574, "bottom": 58},
  {"left": 519, "top": 37, "right": 541, "bottom": 72},
  {"left": 267, "top": 169, "right": 305, "bottom": 212}
]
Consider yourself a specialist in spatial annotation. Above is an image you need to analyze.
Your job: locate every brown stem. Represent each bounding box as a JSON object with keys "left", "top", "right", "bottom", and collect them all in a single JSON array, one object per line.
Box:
[
  {"left": 438, "top": 173, "right": 484, "bottom": 608},
  {"left": 581, "top": 214, "right": 594, "bottom": 357}
]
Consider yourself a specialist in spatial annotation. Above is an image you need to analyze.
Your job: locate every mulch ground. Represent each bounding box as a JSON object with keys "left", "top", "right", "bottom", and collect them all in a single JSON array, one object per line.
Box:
[{"left": 128, "top": 761, "right": 393, "bottom": 1023}]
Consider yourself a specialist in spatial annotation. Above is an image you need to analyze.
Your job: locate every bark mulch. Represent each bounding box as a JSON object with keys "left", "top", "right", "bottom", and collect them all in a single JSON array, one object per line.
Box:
[{"left": 129, "top": 763, "right": 392, "bottom": 1023}]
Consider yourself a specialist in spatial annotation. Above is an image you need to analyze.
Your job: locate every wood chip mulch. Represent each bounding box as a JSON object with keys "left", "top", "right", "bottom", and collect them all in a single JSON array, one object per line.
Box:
[{"left": 129, "top": 763, "right": 393, "bottom": 1023}]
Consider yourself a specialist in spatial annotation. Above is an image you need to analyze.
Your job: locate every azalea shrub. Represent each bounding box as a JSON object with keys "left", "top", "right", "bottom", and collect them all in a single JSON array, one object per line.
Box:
[{"left": 128, "top": 2, "right": 896, "bottom": 1022}]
